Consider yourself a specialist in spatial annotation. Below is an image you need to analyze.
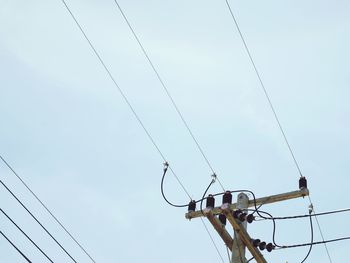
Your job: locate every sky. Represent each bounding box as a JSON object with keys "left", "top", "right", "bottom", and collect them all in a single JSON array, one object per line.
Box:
[{"left": 1, "top": 0, "right": 350, "bottom": 262}]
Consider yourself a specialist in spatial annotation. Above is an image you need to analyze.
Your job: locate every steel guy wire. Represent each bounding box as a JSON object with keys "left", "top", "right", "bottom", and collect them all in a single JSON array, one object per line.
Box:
[
  {"left": 223, "top": 1, "right": 333, "bottom": 261},
  {"left": 60, "top": 0, "right": 191, "bottom": 200},
  {"left": 1, "top": 230, "right": 32, "bottom": 263},
  {"left": 0, "top": 180, "right": 77, "bottom": 262},
  {"left": 0, "top": 154, "right": 95, "bottom": 262},
  {"left": 1, "top": 208, "right": 54, "bottom": 263},
  {"left": 113, "top": 0, "right": 225, "bottom": 191}
]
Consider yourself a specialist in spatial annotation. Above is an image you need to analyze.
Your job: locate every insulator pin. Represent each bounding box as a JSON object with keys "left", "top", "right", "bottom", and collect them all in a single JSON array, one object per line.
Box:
[
  {"left": 222, "top": 191, "right": 232, "bottom": 204},
  {"left": 206, "top": 194, "right": 215, "bottom": 208},
  {"left": 219, "top": 214, "right": 227, "bottom": 225},
  {"left": 299, "top": 176, "right": 307, "bottom": 189},
  {"left": 188, "top": 200, "right": 196, "bottom": 212}
]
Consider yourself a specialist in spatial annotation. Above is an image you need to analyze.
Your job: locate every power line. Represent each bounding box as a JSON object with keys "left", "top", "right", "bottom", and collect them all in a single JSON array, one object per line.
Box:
[
  {"left": 1, "top": 208, "right": 54, "bottom": 263},
  {"left": 200, "top": 217, "right": 226, "bottom": 263},
  {"left": 223, "top": 1, "right": 333, "bottom": 261},
  {"left": 257, "top": 207, "right": 350, "bottom": 220},
  {"left": 224, "top": 0, "right": 302, "bottom": 177},
  {"left": 300, "top": 209, "right": 314, "bottom": 263},
  {"left": 0, "top": 180, "right": 77, "bottom": 262},
  {"left": 278, "top": 237, "right": 350, "bottom": 249},
  {"left": 0, "top": 155, "right": 95, "bottom": 262},
  {"left": 59, "top": 2, "right": 227, "bottom": 261},
  {"left": 60, "top": 0, "right": 191, "bottom": 200},
  {"left": 112, "top": 0, "right": 225, "bottom": 192},
  {"left": 308, "top": 195, "right": 333, "bottom": 262},
  {"left": 0, "top": 230, "right": 32, "bottom": 263}
]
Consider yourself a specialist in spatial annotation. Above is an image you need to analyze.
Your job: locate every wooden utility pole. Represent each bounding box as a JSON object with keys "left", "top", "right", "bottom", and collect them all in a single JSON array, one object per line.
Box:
[{"left": 185, "top": 186, "right": 309, "bottom": 263}]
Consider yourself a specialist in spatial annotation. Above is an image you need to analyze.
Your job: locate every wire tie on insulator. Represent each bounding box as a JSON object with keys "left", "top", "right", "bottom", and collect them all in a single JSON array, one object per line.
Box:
[
  {"left": 163, "top": 162, "right": 169, "bottom": 172},
  {"left": 308, "top": 204, "right": 314, "bottom": 214},
  {"left": 211, "top": 173, "right": 217, "bottom": 183}
]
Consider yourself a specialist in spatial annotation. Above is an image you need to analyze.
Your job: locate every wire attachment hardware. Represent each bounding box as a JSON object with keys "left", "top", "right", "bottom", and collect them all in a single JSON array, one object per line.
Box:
[
  {"left": 211, "top": 173, "right": 217, "bottom": 182},
  {"left": 309, "top": 204, "right": 314, "bottom": 214},
  {"left": 163, "top": 162, "right": 169, "bottom": 172}
]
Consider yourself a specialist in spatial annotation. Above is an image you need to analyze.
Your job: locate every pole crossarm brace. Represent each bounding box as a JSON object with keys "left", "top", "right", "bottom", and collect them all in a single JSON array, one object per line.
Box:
[
  {"left": 205, "top": 210, "right": 234, "bottom": 251},
  {"left": 223, "top": 206, "right": 268, "bottom": 263},
  {"left": 185, "top": 188, "right": 309, "bottom": 220}
]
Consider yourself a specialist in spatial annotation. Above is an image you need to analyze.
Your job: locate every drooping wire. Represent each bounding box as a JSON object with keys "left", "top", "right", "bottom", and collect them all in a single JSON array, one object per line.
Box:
[
  {"left": 60, "top": 0, "right": 191, "bottom": 200},
  {"left": 200, "top": 217, "right": 226, "bottom": 263},
  {"left": 223, "top": 1, "right": 332, "bottom": 261},
  {"left": 0, "top": 208, "right": 54, "bottom": 263},
  {"left": 0, "top": 230, "right": 32, "bottom": 263},
  {"left": 0, "top": 180, "right": 77, "bottom": 262},
  {"left": 161, "top": 162, "right": 188, "bottom": 207},
  {"left": 300, "top": 207, "right": 314, "bottom": 263},
  {"left": 200, "top": 178, "right": 216, "bottom": 215},
  {"left": 112, "top": 0, "right": 225, "bottom": 192},
  {"left": 0, "top": 155, "right": 95, "bottom": 262}
]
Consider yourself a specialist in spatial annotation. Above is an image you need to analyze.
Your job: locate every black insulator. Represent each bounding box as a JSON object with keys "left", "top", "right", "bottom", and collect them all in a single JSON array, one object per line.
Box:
[
  {"left": 259, "top": 241, "right": 266, "bottom": 251},
  {"left": 222, "top": 191, "right": 232, "bottom": 204},
  {"left": 266, "top": 243, "right": 275, "bottom": 252},
  {"left": 219, "top": 214, "right": 227, "bottom": 225},
  {"left": 206, "top": 194, "right": 215, "bottom": 208},
  {"left": 188, "top": 200, "right": 196, "bottom": 212},
  {"left": 246, "top": 214, "right": 255, "bottom": 223},
  {"left": 299, "top": 176, "right": 307, "bottom": 189},
  {"left": 233, "top": 209, "right": 242, "bottom": 219},
  {"left": 238, "top": 212, "right": 247, "bottom": 222},
  {"left": 252, "top": 239, "right": 260, "bottom": 247}
]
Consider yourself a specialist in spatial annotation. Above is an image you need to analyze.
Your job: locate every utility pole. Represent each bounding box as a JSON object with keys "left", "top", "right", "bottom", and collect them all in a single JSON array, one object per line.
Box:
[{"left": 185, "top": 178, "right": 309, "bottom": 263}]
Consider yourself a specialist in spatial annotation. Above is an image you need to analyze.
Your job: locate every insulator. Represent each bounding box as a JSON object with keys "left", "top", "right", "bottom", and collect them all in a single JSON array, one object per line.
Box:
[
  {"left": 299, "top": 176, "right": 307, "bottom": 189},
  {"left": 222, "top": 191, "right": 232, "bottom": 204},
  {"left": 259, "top": 241, "right": 266, "bottom": 251},
  {"left": 233, "top": 209, "right": 242, "bottom": 219},
  {"left": 206, "top": 194, "right": 215, "bottom": 208},
  {"left": 246, "top": 214, "right": 255, "bottom": 223},
  {"left": 219, "top": 214, "right": 226, "bottom": 225},
  {"left": 188, "top": 200, "right": 196, "bottom": 212},
  {"left": 266, "top": 243, "right": 275, "bottom": 252},
  {"left": 252, "top": 239, "right": 260, "bottom": 247},
  {"left": 238, "top": 212, "right": 247, "bottom": 222}
]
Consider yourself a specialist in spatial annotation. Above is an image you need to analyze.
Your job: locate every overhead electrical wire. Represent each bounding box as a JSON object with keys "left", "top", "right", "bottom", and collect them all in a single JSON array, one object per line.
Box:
[
  {"left": 223, "top": 1, "right": 332, "bottom": 261},
  {"left": 112, "top": 0, "right": 225, "bottom": 192},
  {"left": 257, "top": 207, "right": 350, "bottom": 220},
  {"left": 200, "top": 217, "right": 226, "bottom": 263},
  {"left": 0, "top": 155, "right": 95, "bottom": 262},
  {"left": 59, "top": 2, "right": 227, "bottom": 262},
  {"left": 0, "top": 180, "right": 77, "bottom": 262},
  {"left": 224, "top": 0, "right": 302, "bottom": 177},
  {"left": 60, "top": 0, "right": 191, "bottom": 200},
  {"left": 300, "top": 207, "right": 314, "bottom": 263},
  {"left": 0, "top": 208, "right": 54, "bottom": 263},
  {"left": 278, "top": 237, "right": 350, "bottom": 249},
  {"left": 307, "top": 195, "right": 333, "bottom": 262},
  {"left": 109, "top": 3, "right": 237, "bottom": 258},
  {"left": 0, "top": 230, "right": 32, "bottom": 263}
]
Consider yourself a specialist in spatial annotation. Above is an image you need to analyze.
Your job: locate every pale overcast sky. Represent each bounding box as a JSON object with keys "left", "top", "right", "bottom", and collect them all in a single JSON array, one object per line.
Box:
[{"left": 1, "top": 0, "right": 350, "bottom": 262}]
